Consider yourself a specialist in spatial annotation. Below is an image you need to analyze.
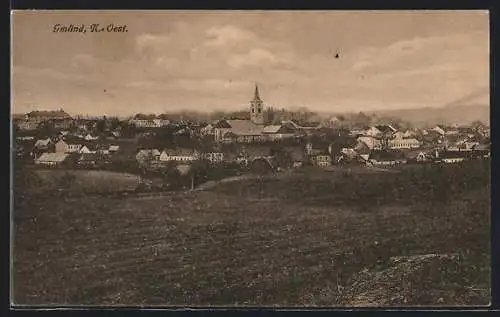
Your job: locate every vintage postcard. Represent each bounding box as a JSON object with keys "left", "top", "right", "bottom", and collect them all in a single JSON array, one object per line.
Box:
[{"left": 11, "top": 10, "right": 491, "bottom": 307}]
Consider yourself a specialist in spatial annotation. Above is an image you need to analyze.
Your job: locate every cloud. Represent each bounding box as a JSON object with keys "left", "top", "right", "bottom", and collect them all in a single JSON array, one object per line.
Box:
[
  {"left": 155, "top": 56, "right": 177, "bottom": 68},
  {"left": 13, "top": 65, "right": 88, "bottom": 82},
  {"left": 348, "top": 31, "right": 488, "bottom": 77},
  {"left": 136, "top": 33, "right": 171, "bottom": 50},
  {"left": 72, "top": 54, "right": 96, "bottom": 69},
  {"left": 227, "top": 48, "right": 279, "bottom": 68},
  {"left": 204, "top": 25, "right": 256, "bottom": 47},
  {"left": 134, "top": 33, "right": 174, "bottom": 60}
]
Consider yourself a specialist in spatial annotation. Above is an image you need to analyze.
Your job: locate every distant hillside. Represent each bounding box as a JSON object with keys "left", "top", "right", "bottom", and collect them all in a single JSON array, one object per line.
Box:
[{"left": 371, "top": 104, "right": 489, "bottom": 127}]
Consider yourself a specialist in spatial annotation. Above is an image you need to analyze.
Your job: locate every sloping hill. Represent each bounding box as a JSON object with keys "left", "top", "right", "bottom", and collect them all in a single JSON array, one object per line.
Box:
[
  {"left": 13, "top": 164, "right": 490, "bottom": 306},
  {"left": 372, "top": 104, "right": 489, "bottom": 127}
]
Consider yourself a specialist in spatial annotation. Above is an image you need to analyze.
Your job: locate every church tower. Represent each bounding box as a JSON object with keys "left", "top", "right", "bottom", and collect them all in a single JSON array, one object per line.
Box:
[{"left": 250, "top": 84, "right": 265, "bottom": 125}]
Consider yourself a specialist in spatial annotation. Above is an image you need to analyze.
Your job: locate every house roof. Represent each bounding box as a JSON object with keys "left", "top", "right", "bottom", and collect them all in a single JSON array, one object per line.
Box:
[
  {"left": 400, "top": 149, "right": 426, "bottom": 159},
  {"left": 458, "top": 126, "right": 475, "bottom": 134},
  {"left": 81, "top": 144, "right": 97, "bottom": 151},
  {"left": 78, "top": 153, "right": 99, "bottom": 161},
  {"left": 312, "top": 151, "right": 330, "bottom": 156},
  {"left": 473, "top": 143, "right": 490, "bottom": 151},
  {"left": 137, "top": 149, "right": 161, "bottom": 156},
  {"left": 438, "top": 151, "right": 470, "bottom": 159},
  {"left": 133, "top": 114, "right": 157, "bottom": 120},
  {"left": 109, "top": 145, "right": 120, "bottom": 151},
  {"left": 60, "top": 136, "right": 90, "bottom": 145},
  {"left": 35, "top": 138, "right": 52, "bottom": 147},
  {"left": 445, "top": 134, "right": 466, "bottom": 144},
  {"left": 369, "top": 150, "right": 406, "bottom": 161},
  {"left": 161, "top": 148, "right": 196, "bottom": 156},
  {"left": 36, "top": 152, "right": 69, "bottom": 163},
  {"left": 357, "top": 136, "right": 382, "bottom": 150},
  {"left": 27, "top": 109, "right": 71, "bottom": 119},
  {"left": 374, "top": 125, "right": 397, "bottom": 133}
]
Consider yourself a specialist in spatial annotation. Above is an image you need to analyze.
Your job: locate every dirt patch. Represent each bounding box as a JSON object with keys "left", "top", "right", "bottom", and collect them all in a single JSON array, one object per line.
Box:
[{"left": 338, "top": 253, "right": 490, "bottom": 307}]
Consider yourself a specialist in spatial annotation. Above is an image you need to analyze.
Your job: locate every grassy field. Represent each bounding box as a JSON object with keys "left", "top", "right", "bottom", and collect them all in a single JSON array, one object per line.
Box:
[
  {"left": 12, "top": 161, "right": 490, "bottom": 307},
  {"left": 31, "top": 169, "right": 143, "bottom": 193}
]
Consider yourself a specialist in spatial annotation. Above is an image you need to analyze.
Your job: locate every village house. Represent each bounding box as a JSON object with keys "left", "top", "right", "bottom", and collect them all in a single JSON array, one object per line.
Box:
[
  {"left": 84, "top": 133, "right": 99, "bottom": 141},
  {"left": 200, "top": 123, "right": 215, "bottom": 137},
  {"left": 34, "top": 138, "right": 53, "bottom": 151},
  {"left": 261, "top": 124, "right": 296, "bottom": 141},
  {"left": 436, "top": 150, "right": 469, "bottom": 164},
  {"left": 16, "top": 135, "right": 35, "bottom": 142},
  {"left": 79, "top": 144, "right": 97, "bottom": 154},
  {"left": 241, "top": 144, "right": 274, "bottom": 160},
  {"left": 349, "top": 129, "right": 366, "bottom": 138},
  {"left": 431, "top": 125, "right": 446, "bottom": 136},
  {"left": 403, "top": 129, "right": 418, "bottom": 138},
  {"left": 445, "top": 126, "right": 460, "bottom": 136},
  {"left": 111, "top": 130, "right": 121, "bottom": 139},
  {"left": 472, "top": 143, "right": 490, "bottom": 152},
  {"left": 310, "top": 152, "right": 332, "bottom": 168},
  {"left": 388, "top": 137, "right": 421, "bottom": 150},
  {"left": 129, "top": 114, "right": 170, "bottom": 128},
  {"left": 159, "top": 148, "right": 199, "bottom": 163},
  {"left": 17, "top": 120, "right": 40, "bottom": 131},
  {"left": 15, "top": 139, "right": 36, "bottom": 160},
  {"left": 335, "top": 147, "right": 358, "bottom": 164},
  {"left": 57, "top": 130, "right": 71, "bottom": 137},
  {"left": 109, "top": 145, "right": 120, "bottom": 153},
  {"left": 401, "top": 149, "right": 430, "bottom": 163},
  {"left": 355, "top": 136, "right": 383, "bottom": 152},
  {"left": 470, "top": 148, "right": 490, "bottom": 159},
  {"left": 54, "top": 137, "right": 90, "bottom": 153},
  {"left": 52, "top": 118, "right": 73, "bottom": 130},
  {"left": 200, "top": 151, "right": 225, "bottom": 164},
  {"left": 368, "top": 150, "right": 407, "bottom": 166},
  {"left": 25, "top": 109, "right": 72, "bottom": 124},
  {"left": 173, "top": 126, "right": 194, "bottom": 137},
  {"left": 77, "top": 153, "right": 100, "bottom": 167},
  {"left": 35, "top": 152, "right": 71, "bottom": 167},
  {"left": 136, "top": 149, "right": 161, "bottom": 166},
  {"left": 475, "top": 125, "right": 490, "bottom": 138},
  {"left": 364, "top": 125, "right": 397, "bottom": 138},
  {"left": 457, "top": 126, "right": 477, "bottom": 138}
]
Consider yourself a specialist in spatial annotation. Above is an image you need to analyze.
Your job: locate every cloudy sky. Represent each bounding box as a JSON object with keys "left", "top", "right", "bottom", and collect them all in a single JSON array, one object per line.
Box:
[{"left": 12, "top": 10, "right": 489, "bottom": 116}]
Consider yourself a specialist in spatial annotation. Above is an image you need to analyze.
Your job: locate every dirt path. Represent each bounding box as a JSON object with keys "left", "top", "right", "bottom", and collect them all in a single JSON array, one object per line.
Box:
[{"left": 194, "top": 174, "right": 277, "bottom": 191}]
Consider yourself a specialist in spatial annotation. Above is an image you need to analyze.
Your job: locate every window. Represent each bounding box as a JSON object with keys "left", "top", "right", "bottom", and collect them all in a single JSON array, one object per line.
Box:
[{"left": 252, "top": 108, "right": 255, "bottom": 113}]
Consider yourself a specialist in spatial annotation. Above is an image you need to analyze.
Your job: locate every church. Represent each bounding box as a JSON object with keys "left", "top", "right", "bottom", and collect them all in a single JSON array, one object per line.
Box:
[{"left": 213, "top": 85, "right": 295, "bottom": 143}]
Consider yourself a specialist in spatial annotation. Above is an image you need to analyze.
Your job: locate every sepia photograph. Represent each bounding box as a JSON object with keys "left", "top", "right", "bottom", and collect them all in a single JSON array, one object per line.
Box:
[{"left": 11, "top": 10, "right": 491, "bottom": 307}]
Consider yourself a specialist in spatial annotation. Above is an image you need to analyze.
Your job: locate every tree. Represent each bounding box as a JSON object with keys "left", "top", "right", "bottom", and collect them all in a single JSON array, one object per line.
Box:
[
  {"left": 95, "top": 119, "right": 106, "bottom": 134},
  {"left": 271, "top": 145, "right": 292, "bottom": 168},
  {"left": 109, "top": 118, "right": 121, "bottom": 130}
]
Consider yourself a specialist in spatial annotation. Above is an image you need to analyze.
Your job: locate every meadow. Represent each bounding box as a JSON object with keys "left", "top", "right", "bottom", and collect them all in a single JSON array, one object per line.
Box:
[{"left": 12, "top": 160, "right": 490, "bottom": 306}]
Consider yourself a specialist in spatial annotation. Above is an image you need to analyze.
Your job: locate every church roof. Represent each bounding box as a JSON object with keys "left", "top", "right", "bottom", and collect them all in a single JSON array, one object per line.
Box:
[
  {"left": 262, "top": 125, "right": 283, "bottom": 133},
  {"left": 220, "top": 119, "right": 263, "bottom": 136},
  {"left": 252, "top": 84, "right": 262, "bottom": 102}
]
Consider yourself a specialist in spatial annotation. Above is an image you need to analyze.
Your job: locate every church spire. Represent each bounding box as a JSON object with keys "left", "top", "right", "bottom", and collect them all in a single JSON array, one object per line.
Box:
[
  {"left": 253, "top": 84, "right": 262, "bottom": 102},
  {"left": 250, "top": 83, "right": 264, "bottom": 125}
]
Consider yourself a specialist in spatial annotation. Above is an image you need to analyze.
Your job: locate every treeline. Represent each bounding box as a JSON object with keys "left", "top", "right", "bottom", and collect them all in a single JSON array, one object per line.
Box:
[{"left": 215, "top": 159, "right": 491, "bottom": 208}]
